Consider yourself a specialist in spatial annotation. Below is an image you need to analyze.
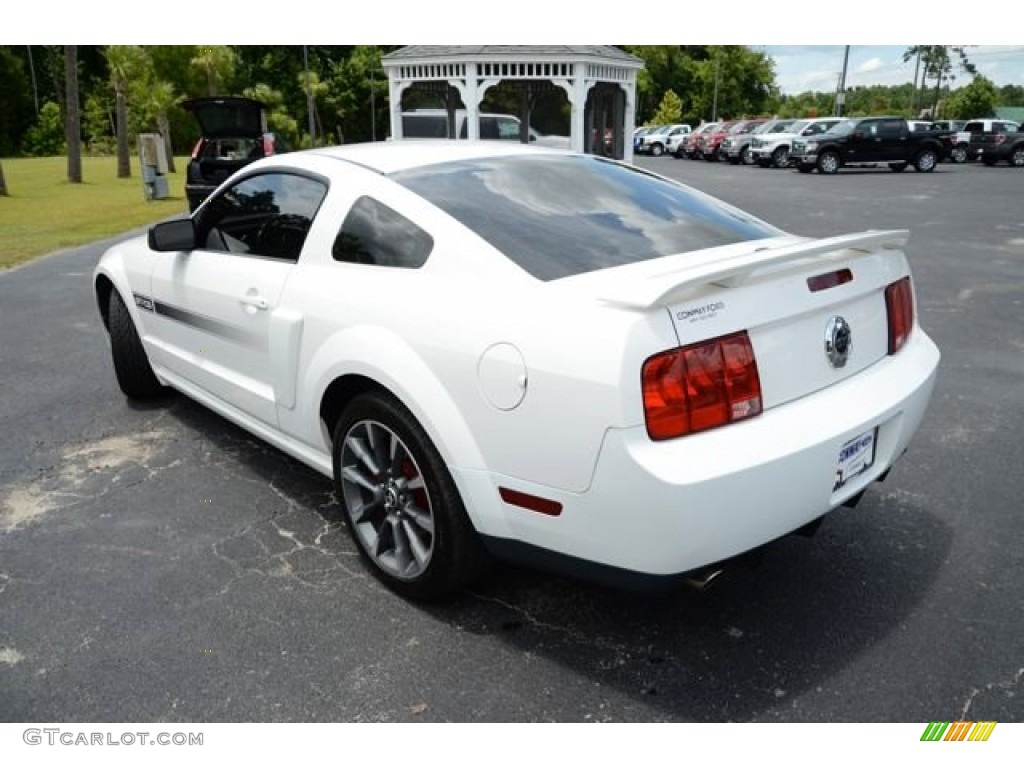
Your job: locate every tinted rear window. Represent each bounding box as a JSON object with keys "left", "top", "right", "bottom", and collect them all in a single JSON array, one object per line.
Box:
[{"left": 391, "top": 155, "right": 781, "bottom": 281}]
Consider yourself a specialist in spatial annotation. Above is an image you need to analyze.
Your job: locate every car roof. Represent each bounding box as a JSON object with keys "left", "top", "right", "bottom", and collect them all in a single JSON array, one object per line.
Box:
[{"left": 304, "top": 140, "right": 565, "bottom": 175}]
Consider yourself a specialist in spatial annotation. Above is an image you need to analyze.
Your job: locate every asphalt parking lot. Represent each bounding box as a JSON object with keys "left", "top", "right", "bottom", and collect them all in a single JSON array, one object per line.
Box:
[{"left": 1, "top": 156, "right": 1021, "bottom": 723}]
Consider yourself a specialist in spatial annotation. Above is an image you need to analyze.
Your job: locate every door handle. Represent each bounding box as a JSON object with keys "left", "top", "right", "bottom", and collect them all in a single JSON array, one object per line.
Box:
[{"left": 239, "top": 294, "right": 269, "bottom": 310}]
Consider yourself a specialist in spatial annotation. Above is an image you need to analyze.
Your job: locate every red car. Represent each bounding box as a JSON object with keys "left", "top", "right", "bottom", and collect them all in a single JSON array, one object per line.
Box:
[{"left": 701, "top": 120, "right": 739, "bottom": 161}]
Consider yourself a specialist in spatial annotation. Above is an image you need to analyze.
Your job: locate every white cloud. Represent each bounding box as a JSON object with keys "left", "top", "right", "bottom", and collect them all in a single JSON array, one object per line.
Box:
[{"left": 857, "top": 58, "right": 883, "bottom": 73}]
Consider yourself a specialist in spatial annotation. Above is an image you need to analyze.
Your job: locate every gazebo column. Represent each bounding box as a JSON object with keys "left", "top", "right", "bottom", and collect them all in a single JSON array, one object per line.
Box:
[
  {"left": 553, "top": 71, "right": 594, "bottom": 154},
  {"left": 388, "top": 80, "right": 410, "bottom": 140},
  {"left": 621, "top": 82, "right": 636, "bottom": 163}
]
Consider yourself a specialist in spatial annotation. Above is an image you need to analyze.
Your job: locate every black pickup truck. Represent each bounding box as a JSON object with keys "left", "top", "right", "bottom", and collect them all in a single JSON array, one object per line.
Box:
[
  {"left": 791, "top": 117, "right": 947, "bottom": 174},
  {"left": 970, "top": 129, "right": 1024, "bottom": 167}
]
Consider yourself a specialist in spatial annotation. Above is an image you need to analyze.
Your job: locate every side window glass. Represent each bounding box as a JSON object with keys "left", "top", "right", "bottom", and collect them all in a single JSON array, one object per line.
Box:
[
  {"left": 479, "top": 117, "right": 499, "bottom": 140},
  {"left": 497, "top": 118, "right": 520, "bottom": 140},
  {"left": 332, "top": 196, "right": 433, "bottom": 269},
  {"left": 881, "top": 120, "right": 902, "bottom": 137},
  {"left": 199, "top": 173, "right": 327, "bottom": 262}
]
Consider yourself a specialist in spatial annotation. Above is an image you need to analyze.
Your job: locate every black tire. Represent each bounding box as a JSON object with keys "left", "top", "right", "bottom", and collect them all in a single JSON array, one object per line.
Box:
[
  {"left": 771, "top": 146, "right": 790, "bottom": 168},
  {"left": 1010, "top": 146, "right": 1024, "bottom": 167},
  {"left": 914, "top": 149, "right": 938, "bottom": 173},
  {"left": 951, "top": 145, "right": 968, "bottom": 164},
  {"left": 108, "top": 289, "right": 165, "bottom": 399},
  {"left": 740, "top": 145, "right": 753, "bottom": 165},
  {"left": 332, "top": 391, "right": 488, "bottom": 600},
  {"left": 889, "top": 162, "right": 908, "bottom": 173},
  {"left": 816, "top": 151, "right": 840, "bottom": 174},
  {"left": 650, "top": 143, "right": 664, "bottom": 157}
]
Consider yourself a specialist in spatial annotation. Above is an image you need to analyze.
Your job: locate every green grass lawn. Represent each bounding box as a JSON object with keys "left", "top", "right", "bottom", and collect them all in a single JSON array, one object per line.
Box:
[{"left": 0, "top": 155, "right": 190, "bottom": 270}]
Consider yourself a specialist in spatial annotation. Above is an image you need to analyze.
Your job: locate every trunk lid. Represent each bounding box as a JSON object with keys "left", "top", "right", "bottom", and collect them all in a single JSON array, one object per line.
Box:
[{"left": 569, "top": 231, "right": 910, "bottom": 410}]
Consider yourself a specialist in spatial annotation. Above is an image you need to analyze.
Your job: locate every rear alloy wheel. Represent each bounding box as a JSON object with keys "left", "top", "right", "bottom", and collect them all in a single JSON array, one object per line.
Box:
[
  {"left": 914, "top": 149, "right": 938, "bottom": 172},
  {"left": 889, "top": 162, "right": 908, "bottom": 173},
  {"left": 1011, "top": 146, "right": 1024, "bottom": 167},
  {"left": 333, "top": 392, "right": 487, "bottom": 600},
  {"left": 741, "top": 145, "right": 754, "bottom": 165},
  {"left": 771, "top": 146, "right": 790, "bottom": 168},
  {"left": 107, "top": 289, "right": 165, "bottom": 400},
  {"left": 817, "top": 151, "right": 840, "bottom": 174},
  {"left": 951, "top": 145, "right": 968, "bottom": 164}
]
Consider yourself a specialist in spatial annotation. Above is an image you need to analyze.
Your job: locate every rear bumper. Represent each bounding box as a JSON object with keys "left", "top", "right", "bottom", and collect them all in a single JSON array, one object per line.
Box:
[{"left": 464, "top": 329, "right": 939, "bottom": 579}]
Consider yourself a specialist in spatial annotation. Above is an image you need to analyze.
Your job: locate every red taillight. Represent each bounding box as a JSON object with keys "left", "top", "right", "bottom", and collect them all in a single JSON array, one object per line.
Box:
[
  {"left": 885, "top": 276, "right": 914, "bottom": 355},
  {"left": 642, "top": 331, "right": 762, "bottom": 441}
]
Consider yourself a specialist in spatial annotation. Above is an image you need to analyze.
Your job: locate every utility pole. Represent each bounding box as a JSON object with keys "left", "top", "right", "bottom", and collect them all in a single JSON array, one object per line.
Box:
[
  {"left": 835, "top": 45, "right": 850, "bottom": 117},
  {"left": 711, "top": 49, "right": 720, "bottom": 122},
  {"left": 304, "top": 45, "right": 315, "bottom": 147},
  {"left": 910, "top": 49, "right": 921, "bottom": 115}
]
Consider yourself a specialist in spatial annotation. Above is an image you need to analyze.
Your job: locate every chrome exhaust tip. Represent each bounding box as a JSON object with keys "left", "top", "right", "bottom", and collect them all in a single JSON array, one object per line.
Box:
[{"left": 685, "top": 567, "right": 725, "bottom": 592}]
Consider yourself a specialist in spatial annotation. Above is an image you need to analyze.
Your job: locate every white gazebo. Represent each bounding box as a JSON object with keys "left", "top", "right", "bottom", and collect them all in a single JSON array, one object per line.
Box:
[{"left": 381, "top": 46, "right": 644, "bottom": 162}]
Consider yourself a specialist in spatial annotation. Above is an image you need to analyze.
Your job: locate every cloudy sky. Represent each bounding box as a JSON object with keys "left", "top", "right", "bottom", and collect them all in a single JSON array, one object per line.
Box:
[{"left": 760, "top": 46, "right": 1024, "bottom": 95}]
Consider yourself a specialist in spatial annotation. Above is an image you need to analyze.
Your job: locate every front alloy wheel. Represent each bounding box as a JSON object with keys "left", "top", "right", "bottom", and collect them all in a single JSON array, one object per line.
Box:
[
  {"left": 771, "top": 146, "right": 789, "bottom": 168},
  {"left": 651, "top": 142, "right": 664, "bottom": 157},
  {"left": 1011, "top": 146, "right": 1024, "bottom": 167},
  {"left": 817, "top": 151, "right": 840, "bottom": 174},
  {"left": 951, "top": 145, "right": 968, "bottom": 164}
]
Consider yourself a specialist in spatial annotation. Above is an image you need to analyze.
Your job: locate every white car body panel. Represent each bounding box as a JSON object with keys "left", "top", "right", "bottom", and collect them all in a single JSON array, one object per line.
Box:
[{"left": 94, "top": 141, "right": 941, "bottom": 585}]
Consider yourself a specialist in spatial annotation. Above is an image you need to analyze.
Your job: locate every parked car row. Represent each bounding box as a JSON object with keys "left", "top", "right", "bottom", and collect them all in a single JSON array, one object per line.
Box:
[{"left": 644, "top": 115, "right": 1023, "bottom": 173}]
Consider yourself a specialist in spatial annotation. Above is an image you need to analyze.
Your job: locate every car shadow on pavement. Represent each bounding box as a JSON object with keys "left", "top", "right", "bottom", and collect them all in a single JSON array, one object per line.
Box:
[
  {"left": 423, "top": 493, "right": 952, "bottom": 721},
  {"left": 161, "top": 396, "right": 952, "bottom": 722}
]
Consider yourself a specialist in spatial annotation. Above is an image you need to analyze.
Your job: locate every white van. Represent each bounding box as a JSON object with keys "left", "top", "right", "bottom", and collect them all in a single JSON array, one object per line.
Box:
[{"left": 400, "top": 110, "right": 569, "bottom": 149}]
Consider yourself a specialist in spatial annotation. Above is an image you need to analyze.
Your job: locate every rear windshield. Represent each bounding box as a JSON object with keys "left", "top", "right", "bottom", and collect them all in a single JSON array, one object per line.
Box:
[{"left": 391, "top": 155, "right": 781, "bottom": 281}]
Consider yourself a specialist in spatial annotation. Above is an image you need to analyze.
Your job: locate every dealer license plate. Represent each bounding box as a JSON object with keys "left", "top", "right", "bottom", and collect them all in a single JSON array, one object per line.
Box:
[{"left": 834, "top": 428, "right": 877, "bottom": 491}]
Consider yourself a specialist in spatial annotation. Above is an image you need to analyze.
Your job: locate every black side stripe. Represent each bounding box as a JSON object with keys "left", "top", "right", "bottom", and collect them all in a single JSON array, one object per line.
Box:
[{"left": 135, "top": 293, "right": 263, "bottom": 350}]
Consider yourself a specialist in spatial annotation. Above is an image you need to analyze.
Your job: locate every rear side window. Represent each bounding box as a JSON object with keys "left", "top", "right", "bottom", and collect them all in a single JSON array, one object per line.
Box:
[
  {"left": 332, "top": 196, "right": 433, "bottom": 268},
  {"left": 392, "top": 155, "right": 781, "bottom": 281}
]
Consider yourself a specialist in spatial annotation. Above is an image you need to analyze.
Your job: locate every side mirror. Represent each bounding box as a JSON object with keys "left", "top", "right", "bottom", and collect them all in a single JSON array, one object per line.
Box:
[{"left": 149, "top": 218, "right": 197, "bottom": 252}]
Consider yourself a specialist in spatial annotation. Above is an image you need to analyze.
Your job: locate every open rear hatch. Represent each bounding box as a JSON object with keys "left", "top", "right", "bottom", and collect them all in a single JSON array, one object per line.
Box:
[{"left": 182, "top": 97, "right": 266, "bottom": 138}]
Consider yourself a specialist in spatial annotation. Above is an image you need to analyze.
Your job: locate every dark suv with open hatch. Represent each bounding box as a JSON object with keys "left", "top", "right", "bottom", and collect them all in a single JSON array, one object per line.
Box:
[{"left": 183, "top": 97, "right": 291, "bottom": 212}]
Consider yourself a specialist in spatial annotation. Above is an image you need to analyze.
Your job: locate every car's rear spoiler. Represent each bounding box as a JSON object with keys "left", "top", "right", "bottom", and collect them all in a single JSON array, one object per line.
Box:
[{"left": 600, "top": 230, "right": 909, "bottom": 309}]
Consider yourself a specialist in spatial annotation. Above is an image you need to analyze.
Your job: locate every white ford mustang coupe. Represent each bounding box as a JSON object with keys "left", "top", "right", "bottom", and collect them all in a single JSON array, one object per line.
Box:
[{"left": 94, "top": 141, "right": 940, "bottom": 599}]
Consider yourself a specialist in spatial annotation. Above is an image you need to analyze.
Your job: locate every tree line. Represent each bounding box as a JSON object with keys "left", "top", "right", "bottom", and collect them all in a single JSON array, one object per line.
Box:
[{"left": 1, "top": 45, "right": 1020, "bottom": 191}]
